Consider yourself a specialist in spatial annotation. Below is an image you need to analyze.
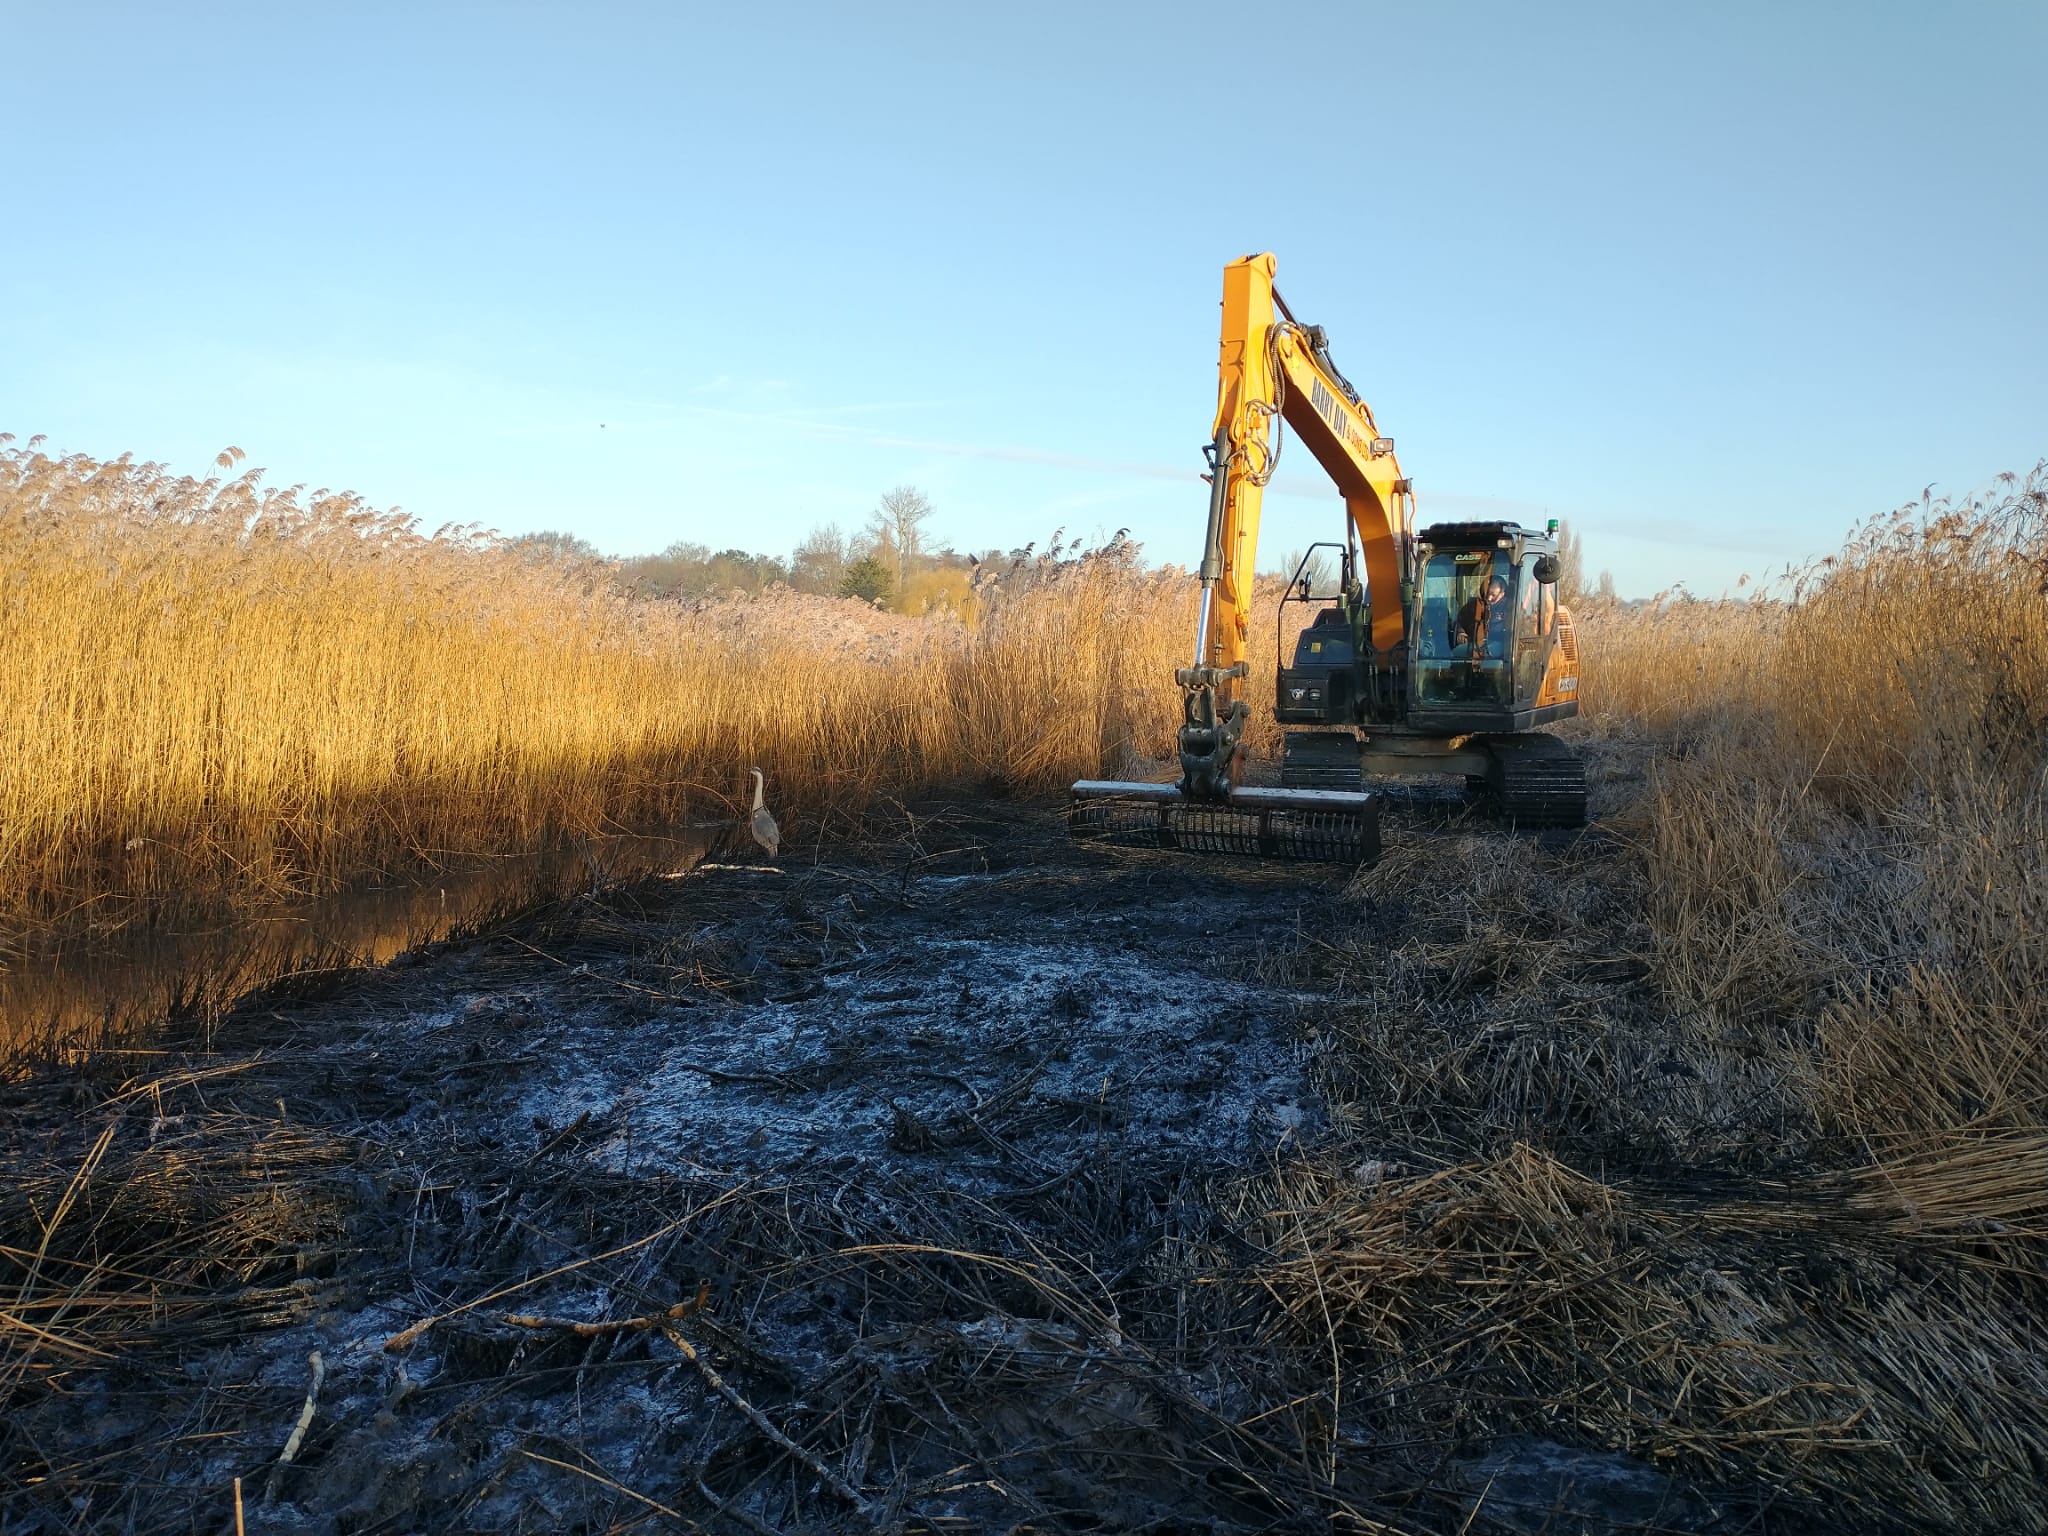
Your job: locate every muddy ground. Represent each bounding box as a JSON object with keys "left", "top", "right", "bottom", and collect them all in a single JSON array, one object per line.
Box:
[{"left": 3, "top": 753, "right": 1985, "bottom": 1535}]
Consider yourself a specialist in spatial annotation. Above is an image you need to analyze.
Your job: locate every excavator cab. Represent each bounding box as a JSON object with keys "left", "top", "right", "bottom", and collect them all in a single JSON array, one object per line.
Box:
[
  {"left": 1407, "top": 523, "right": 1577, "bottom": 734},
  {"left": 1275, "top": 526, "right": 1575, "bottom": 734},
  {"left": 1274, "top": 519, "right": 1585, "bottom": 818},
  {"left": 1413, "top": 547, "right": 1513, "bottom": 706}
]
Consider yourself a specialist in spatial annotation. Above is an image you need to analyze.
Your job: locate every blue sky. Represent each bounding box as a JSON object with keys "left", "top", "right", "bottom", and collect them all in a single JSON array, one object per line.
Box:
[{"left": 4, "top": 2, "right": 2042, "bottom": 596}]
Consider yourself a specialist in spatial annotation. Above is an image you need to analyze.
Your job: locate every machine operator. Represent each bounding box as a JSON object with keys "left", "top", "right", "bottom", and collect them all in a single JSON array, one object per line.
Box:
[{"left": 1453, "top": 569, "right": 1511, "bottom": 652}]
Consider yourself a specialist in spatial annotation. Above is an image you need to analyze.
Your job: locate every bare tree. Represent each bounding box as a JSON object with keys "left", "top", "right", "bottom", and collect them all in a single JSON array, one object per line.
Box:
[
  {"left": 789, "top": 523, "right": 850, "bottom": 595},
  {"left": 1273, "top": 547, "right": 1334, "bottom": 592},
  {"left": 1556, "top": 520, "right": 1586, "bottom": 606},
  {"left": 1595, "top": 568, "right": 1618, "bottom": 604},
  {"left": 869, "top": 485, "right": 935, "bottom": 597},
  {"left": 512, "top": 530, "right": 604, "bottom": 561}
]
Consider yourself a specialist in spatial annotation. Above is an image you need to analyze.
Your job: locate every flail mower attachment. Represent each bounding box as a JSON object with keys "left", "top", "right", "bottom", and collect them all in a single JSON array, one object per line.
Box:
[{"left": 1068, "top": 780, "right": 1380, "bottom": 864}]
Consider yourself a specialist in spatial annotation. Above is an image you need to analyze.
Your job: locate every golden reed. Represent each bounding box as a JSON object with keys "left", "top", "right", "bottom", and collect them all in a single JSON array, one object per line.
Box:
[{"left": 0, "top": 443, "right": 1202, "bottom": 957}]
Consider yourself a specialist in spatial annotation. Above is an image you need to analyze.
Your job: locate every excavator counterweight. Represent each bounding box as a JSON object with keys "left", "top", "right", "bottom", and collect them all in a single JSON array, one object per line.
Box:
[{"left": 1071, "top": 253, "right": 1586, "bottom": 861}]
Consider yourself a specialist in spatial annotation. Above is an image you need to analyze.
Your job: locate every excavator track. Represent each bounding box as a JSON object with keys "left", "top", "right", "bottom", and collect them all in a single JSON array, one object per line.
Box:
[
  {"left": 1281, "top": 731, "right": 1363, "bottom": 790},
  {"left": 1481, "top": 735, "right": 1587, "bottom": 828}
]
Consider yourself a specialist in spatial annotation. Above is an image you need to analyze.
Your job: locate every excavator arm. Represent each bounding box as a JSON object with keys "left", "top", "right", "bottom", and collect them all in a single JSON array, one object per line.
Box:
[{"left": 1180, "top": 252, "right": 1415, "bottom": 797}]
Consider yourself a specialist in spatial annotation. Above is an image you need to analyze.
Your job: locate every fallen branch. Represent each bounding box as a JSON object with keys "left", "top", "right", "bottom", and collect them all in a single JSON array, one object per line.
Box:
[
  {"left": 661, "top": 1324, "right": 873, "bottom": 1519},
  {"left": 520, "top": 1449, "right": 693, "bottom": 1527},
  {"left": 694, "top": 1473, "right": 785, "bottom": 1536},
  {"left": 384, "top": 1186, "right": 751, "bottom": 1353},
  {"left": 277, "top": 1349, "right": 325, "bottom": 1463},
  {"left": 524, "top": 1110, "right": 592, "bottom": 1165},
  {"left": 264, "top": 1350, "right": 325, "bottom": 1500},
  {"left": 503, "top": 1287, "right": 709, "bottom": 1337},
  {"left": 673, "top": 1062, "right": 799, "bottom": 1091}
]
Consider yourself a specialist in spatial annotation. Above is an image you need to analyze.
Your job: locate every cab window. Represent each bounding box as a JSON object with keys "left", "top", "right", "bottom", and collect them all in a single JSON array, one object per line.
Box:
[{"left": 1417, "top": 550, "right": 1503, "bottom": 660}]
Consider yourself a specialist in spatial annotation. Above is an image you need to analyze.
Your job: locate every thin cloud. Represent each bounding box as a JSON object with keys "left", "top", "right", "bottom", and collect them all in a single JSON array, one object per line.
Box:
[
  {"left": 672, "top": 400, "right": 1201, "bottom": 483},
  {"left": 1038, "top": 482, "right": 1161, "bottom": 516},
  {"left": 1599, "top": 515, "right": 1820, "bottom": 557},
  {"left": 687, "top": 376, "right": 792, "bottom": 399},
  {"left": 664, "top": 402, "right": 1720, "bottom": 542},
  {"left": 802, "top": 399, "right": 948, "bottom": 419}
]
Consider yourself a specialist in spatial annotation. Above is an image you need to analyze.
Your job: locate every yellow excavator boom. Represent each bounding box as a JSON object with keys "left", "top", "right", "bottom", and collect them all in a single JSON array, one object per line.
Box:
[{"left": 1195, "top": 252, "right": 1415, "bottom": 676}]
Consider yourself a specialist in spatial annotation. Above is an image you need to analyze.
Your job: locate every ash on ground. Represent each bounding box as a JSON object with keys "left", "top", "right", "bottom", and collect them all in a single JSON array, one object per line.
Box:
[{"left": 3, "top": 787, "right": 1780, "bottom": 1535}]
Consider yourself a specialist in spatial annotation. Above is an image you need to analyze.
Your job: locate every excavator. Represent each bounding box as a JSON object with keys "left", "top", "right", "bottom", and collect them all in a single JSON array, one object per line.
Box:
[{"left": 1071, "top": 252, "right": 1585, "bottom": 862}]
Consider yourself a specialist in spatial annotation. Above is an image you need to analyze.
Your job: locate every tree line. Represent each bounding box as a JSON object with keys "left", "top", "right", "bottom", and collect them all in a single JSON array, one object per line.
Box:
[
  {"left": 519, "top": 489, "right": 1621, "bottom": 613},
  {"left": 514, "top": 485, "right": 995, "bottom": 616}
]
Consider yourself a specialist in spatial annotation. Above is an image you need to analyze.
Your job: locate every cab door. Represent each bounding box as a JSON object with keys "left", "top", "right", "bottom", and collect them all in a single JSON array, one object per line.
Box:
[{"left": 1510, "top": 554, "right": 1549, "bottom": 706}]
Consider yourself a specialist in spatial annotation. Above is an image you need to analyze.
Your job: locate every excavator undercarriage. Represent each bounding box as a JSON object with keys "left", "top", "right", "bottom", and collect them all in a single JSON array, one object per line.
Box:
[{"left": 1280, "top": 729, "right": 1588, "bottom": 827}]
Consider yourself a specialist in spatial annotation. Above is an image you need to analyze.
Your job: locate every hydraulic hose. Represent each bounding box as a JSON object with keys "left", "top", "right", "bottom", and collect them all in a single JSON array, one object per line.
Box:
[{"left": 1194, "top": 429, "right": 1229, "bottom": 663}]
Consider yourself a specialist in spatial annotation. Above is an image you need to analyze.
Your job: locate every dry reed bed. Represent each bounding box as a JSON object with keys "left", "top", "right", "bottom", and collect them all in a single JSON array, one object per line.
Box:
[
  {"left": 1243, "top": 466, "right": 2048, "bottom": 1530},
  {"left": 1244, "top": 809, "right": 2048, "bottom": 1529},
  {"left": 0, "top": 1107, "right": 360, "bottom": 1381},
  {"left": 1600, "top": 471, "right": 2048, "bottom": 1154},
  {"left": 1251, "top": 1142, "right": 2048, "bottom": 1531},
  {"left": 0, "top": 444, "right": 1201, "bottom": 961}
]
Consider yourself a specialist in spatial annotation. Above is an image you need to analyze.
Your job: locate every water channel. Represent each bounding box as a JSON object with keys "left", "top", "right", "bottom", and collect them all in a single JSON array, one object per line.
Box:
[{"left": 0, "top": 831, "right": 711, "bottom": 1064}]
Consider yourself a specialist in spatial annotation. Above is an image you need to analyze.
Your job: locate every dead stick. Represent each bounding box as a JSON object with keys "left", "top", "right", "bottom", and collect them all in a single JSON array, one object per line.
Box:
[
  {"left": 673, "top": 1061, "right": 797, "bottom": 1090},
  {"left": 695, "top": 1474, "right": 786, "bottom": 1536},
  {"left": 502, "top": 936, "right": 671, "bottom": 997},
  {"left": 277, "top": 1350, "right": 326, "bottom": 1463},
  {"left": 384, "top": 1189, "right": 749, "bottom": 1353},
  {"left": 263, "top": 1348, "right": 326, "bottom": 1500},
  {"left": 661, "top": 1325, "right": 871, "bottom": 1515},
  {"left": 519, "top": 1449, "right": 692, "bottom": 1526},
  {"left": 0, "top": 1308, "right": 116, "bottom": 1361},
  {"left": 524, "top": 1110, "right": 592, "bottom": 1165},
  {"left": 503, "top": 1287, "right": 709, "bottom": 1337}
]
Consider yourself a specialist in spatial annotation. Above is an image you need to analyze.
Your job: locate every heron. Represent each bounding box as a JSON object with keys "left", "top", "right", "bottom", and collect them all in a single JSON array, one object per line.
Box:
[{"left": 749, "top": 768, "right": 780, "bottom": 859}]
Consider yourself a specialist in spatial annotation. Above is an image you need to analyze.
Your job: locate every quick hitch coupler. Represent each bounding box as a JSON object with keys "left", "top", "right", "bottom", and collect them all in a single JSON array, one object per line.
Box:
[{"left": 1176, "top": 661, "right": 1250, "bottom": 801}]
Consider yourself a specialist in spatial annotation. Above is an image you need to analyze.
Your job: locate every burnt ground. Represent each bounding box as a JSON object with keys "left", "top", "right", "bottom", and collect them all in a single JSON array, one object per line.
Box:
[
  {"left": 1, "top": 767, "right": 1930, "bottom": 1536},
  {"left": 6, "top": 805, "right": 1370, "bottom": 1535}
]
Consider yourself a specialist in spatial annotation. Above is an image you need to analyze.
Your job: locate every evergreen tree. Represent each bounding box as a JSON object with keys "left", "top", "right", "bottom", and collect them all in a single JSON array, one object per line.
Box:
[{"left": 839, "top": 555, "right": 894, "bottom": 605}]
